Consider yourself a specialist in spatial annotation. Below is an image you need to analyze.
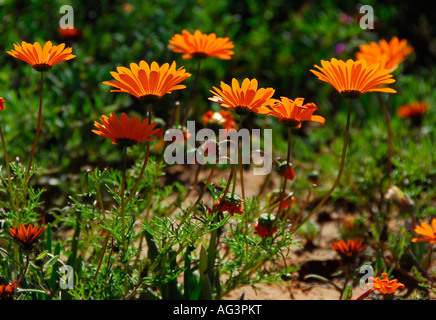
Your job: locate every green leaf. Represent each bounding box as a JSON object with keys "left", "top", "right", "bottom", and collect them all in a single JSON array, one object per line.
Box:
[
  {"left": 342, "top": 285, "right": 353, "bottom": 300},
  {"left": 199, "top": 245, "right": 213, "bottom": 300}
]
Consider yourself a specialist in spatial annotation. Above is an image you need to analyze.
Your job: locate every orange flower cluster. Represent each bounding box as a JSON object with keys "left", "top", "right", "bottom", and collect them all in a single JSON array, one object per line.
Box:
[
  {"left": 368, "top": 273, "right": 405, "bottom": 295},
  {"left": 411, "top": 218, "right": 436, "bottom": 244},
  {"left": 356, "top": 36, "right": 413, "bottom": 72},
  {"left": 7, "top": 41, "right": 75, "bottom": 72},
  {"left": 93, "top": 113, "right": 160, "bottom": 147},
  {"left": 209, "top": 78, "right": 275, "bottom": 116},
  {"left": 397, "top": 101, "right": 429, "bottom": 119},
  {"left": 9, "top": 224, "right": 44, "bottom": 252},
  {"left": 169, "top": 30, "right": 235, "bottom": 60},
  {"left": 0, "top": 280, "right": 18, "bottom": 300},
  {"left": 102, "top": 61, "right": 191, "bottom": 103},
  {"left": 331, "top": 239, "right": 366, "bottom": 260},
  {"left": 311, "top": 58, "right": 397, "bottom": 99}
]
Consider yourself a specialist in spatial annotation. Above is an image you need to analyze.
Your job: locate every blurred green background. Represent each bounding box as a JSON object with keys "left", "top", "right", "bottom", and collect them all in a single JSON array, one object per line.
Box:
[{"left": 0, "top": 0, "right": 435, "bottom": 211}]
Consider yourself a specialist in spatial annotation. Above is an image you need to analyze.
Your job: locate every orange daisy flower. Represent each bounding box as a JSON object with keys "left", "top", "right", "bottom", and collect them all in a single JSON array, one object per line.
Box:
[
  {"left": 397, "top": 101, "right": 429, "bottom": 119},
  {"left": 310, "top": 58, "right": 397, "bottom": 99},
  {"left": 356, "top": 36, "right": 414, "bottom": 72},
  {"left": 258, "top": 97, "right": 325, "bottom": 128},
  {"left": 0, "top": 97, "right": 5, "bottom": 111},
  {"left": 0, "top": 280, "right": 18, "bottom": 300},
  {"left": 202, "top": 109, "right": 236, "bottom": 131},
  {"left": 276, "top": 161, "right": 295, "bottom": 181},
  {"left": 9, "top": 224, "right": 44, "bottom": 252},
  {"left": 7, "top": 41, "right": 76, "bottom": 72},
  {"left": 209, "top": 78, "right": 275, "bottom": 116},
  {"left": 93, "top": 113, "right": 160, "bottom": 147},
  {"left": 331, "top": 239, "right": 366, "bottom": 260},
  {"left": 168, "top": 30, "right": 234, "bottom": 60},
  {"left": 102, "top": 60, "right": 191, "bottom": 103},
  {"left": 411, "top": 218, "right": 436, "bottom": 244},
  {"left": 368, "top": 273, "right": 405, "bottom": 295}
]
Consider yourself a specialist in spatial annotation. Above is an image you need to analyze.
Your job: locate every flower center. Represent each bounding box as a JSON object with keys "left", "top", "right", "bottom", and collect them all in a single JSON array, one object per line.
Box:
[
  {"left": 33, "top": 63, "right": 53, "bottom": 72},
  {"left": 139, "top": 94, "right": 160, "bottom": 104},
  {"left": 341, "top": 90, "right": 362, "bottom": 99},
  {"left": 115, "top": 138, "right": 138, "bottom": 147}
]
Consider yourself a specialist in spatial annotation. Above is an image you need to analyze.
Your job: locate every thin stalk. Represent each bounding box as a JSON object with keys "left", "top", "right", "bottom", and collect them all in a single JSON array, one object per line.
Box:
[
  {"left": 237, "top": 117, "right": 246, "bottom": 211},
  {"left": 120, "top": 146, "right": 128, "bottom": 295},
  {"left": 25, "top": 71, "right": 44, "bottom": 187},
  {"left": 379, "top": 93, "right": 393, "bottom": 184},
  {"left": 126, "top": 141, "right": 150, "bottom": 204},
  {"left": 277, "top": 126, "right": 292, "bottom": 219},
  {"left": 180, "top": 162, "right": 218, "bottom": 225},
  {"left": 0, "top": 123, "right": 15, "bottom": 211},
  {"left": 295, "top": 101, "right": 352, "bottom": 231},
  {"left": 181, "top": 59, "right": 201, "bottom": 127}
]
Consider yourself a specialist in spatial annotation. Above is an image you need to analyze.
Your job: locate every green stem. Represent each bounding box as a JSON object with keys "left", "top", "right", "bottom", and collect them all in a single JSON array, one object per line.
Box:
[
  {"left": 0, "top": 123, "right": 15, "bottom": 212},
  {"left": 126, "top": 141, "right": 150, "bottom": 204},
  {"left": 25, "top": 72, "right": 44, "bottom": 187},
  {"left": 181, "top": 59, "right": 201, "bottom": 127},
  {"left": 120, "top": 146, "right": 128, "bottom": 295},
  {"left": 277, "top": 126, "right": 292, "bottom": 219},
  {"left": 295, "top": 101, "right": 352, "bottom": 231},
  {"left": 237, "top": 117, "right": 246, "bottom": 211}
]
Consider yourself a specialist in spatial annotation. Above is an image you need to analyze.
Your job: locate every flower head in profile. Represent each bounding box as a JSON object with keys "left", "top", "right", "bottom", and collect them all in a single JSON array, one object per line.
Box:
[
  {"left": 254, "top": 213, "right": 278, "bottom": 239},
  {"left": 202, "top": 109, "right": 236, "bottom": 131},
  {"left": 258, "top": 97, "right": 325, "bottom": 128},
  {"left": 211, "top": 194, "right": 244, "bottom": 218},
  {"left": 310, "top": 58, "right": 396, "bottom": 99},
  {"left": 93, "top": 113, "right": 160, "bottom": 147},
  {"left": 209, "top": 78, "right": 275, "bottom": 116},
  {"left": 9, "top": 224, "right": 44, "bottom": 252},
  {"left": 168, "top": 30, "right": 234, "bottom": 60},
  {"left": 103, "top": 60, "right": 191, "bottom": 103},
  {"left": 0, "top": 280, "right": 18, "bottom": 300},
  {"left": 356, "top": 36, "right": 414, "bottom": 72},
  {"left": 368, "top": 273, "right": 405, "bottom": 295},
  {"left": 0, "top": 97, "right": 5, "bottom": 111},
  {"left": 7, "top": 41, "right": 75, "bottom": 72},
  {"left": 276, "top": 161, "right": 295, "bottom": 181},
  {"left": 331, "top": 239, "right": 366, "bottom": 261},
  {"left": 397, "top": 101, "right": 429, "bottom": 120},
  {"left": 411, "top": 218, "right": 436, "bottom": 244}
]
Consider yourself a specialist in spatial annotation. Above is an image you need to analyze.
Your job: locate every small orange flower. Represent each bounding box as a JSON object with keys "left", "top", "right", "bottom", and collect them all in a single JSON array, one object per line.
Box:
[
  {"left": 212, "top": 194, "right": 244, "bottom": 217},
  {"left": 209, "top": 78, "right": 275, "bottom": 116},
  {"left": 356, "top": 36, "right": 414, "bottom": 72},
  {"left": 411, "top": 218, "right": 436, "bottom": 244},
  {"left": 0, "top": 97, "right": 5, "bottom": 111},
  {"left": 331, "top": 239, "right": 366, "bottom": 260},
  {"left": 9, "top": 224, "right": 44, "bottom": 252},
  {"left": 7, "top": 41, "right": 76, "bottom": 72},
  {"left": 397, "top": 102, "right": 429, "bottom": 119},
  {"left": 92, "top": 113, "right": 160, "bottom": 147},
  {"left": 59, "top": 27, "right": 83, "bottom": 40},
  {"left": 0, "top": 280, "right": 18, "bottom": 300},
  {"left": 258, "top": 97, "right": 325, "bottom": 128},
  {"left": 310, "top": 58, "right": 397, "bottom": 99},
  {"left": 277, "top": 161, "right": 295, "bottom": 181},
  {"left": 368, "top": 273, "right": 405, "bottom": 295},
  {"left": 168, "top": 30, "right": 235, "bottom": 60},
  {"left": 254, "top": 213, "right": 278, "bottom": 238},
  {"left": 102, "top": 60, "right": 191, "bottom": 103},
  {"left": 202, "top": 110, "right": 236, "bottom": 131}
]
